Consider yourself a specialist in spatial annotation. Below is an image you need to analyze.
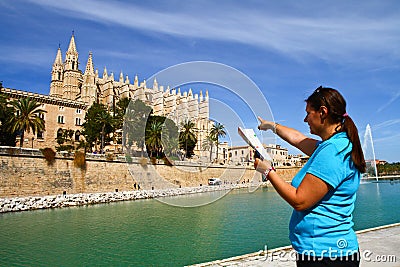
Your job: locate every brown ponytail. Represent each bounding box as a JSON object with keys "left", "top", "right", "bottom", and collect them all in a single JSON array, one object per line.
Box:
[
  {"left": 342, "top": 115, "right": 366, "bottom": 173},
  {"left": 306, "top": 86, "right": 366, "bottom": 173}
]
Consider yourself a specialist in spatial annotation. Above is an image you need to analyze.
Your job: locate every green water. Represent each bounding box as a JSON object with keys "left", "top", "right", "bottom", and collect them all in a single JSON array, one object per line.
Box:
[{"left": 1, "top": 182, "right": 399, "bottom": 266}]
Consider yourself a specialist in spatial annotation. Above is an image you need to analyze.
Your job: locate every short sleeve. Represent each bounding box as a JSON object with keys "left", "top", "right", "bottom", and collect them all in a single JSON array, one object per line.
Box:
[{"left": 306, "top": 142, "right": 346, "bottom": 189}]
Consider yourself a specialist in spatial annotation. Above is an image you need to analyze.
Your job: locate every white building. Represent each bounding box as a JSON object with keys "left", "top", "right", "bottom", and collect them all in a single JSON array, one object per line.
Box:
[{"left": 228, "top": 144, "right": 294, "bottom": 167}]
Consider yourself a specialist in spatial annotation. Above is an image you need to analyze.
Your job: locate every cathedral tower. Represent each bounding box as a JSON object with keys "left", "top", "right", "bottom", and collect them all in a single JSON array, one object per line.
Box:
[
  {"left": 81, "top": 52, "right": 97, "bottom": 105},
  {"left": 50, "top": 46, "right": 63, "bottom": 98},
  {"left": 62, "top": 33, "right": 82, "bottom": 100}
]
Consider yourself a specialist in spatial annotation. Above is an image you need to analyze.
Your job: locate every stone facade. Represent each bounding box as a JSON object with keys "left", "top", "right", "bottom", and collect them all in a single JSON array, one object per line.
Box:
[
  {"left": 0, "top": 33, "right": 211, "bottom": 153},
  {"left": 0, "top": 88, "right": 86, "bottom": 149},
  {"left": 0, "top": 154, "right": 299, "bottom": 198}
]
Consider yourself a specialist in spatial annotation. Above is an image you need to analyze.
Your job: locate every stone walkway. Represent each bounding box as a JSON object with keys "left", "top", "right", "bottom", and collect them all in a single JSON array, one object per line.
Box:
[{"left": 189, "top": 223, "right": 400, "bottom": 267}]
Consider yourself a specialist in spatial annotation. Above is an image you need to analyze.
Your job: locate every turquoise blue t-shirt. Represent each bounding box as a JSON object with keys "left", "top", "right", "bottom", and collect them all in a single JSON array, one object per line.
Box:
[{"left": 289, "top": 132, "right": 360, "bottom": 257}]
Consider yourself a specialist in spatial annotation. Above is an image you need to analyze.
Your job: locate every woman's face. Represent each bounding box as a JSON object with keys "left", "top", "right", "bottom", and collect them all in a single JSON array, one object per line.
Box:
[{"left": 304, "top": 103, "right": 321, "bottom": 135}]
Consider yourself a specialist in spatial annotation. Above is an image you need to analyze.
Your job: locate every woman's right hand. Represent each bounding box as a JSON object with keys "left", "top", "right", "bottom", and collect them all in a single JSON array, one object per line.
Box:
[{"left": 257, "top": 116, "right": 276, "bottom": 132}]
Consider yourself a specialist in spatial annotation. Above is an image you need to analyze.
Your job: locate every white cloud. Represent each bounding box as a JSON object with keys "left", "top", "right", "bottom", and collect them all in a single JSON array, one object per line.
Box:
[
  {"left": 0, "top": 46, "right": 53, "bottom": 67},
  {"left": 26, "top": 0, "right": 400, "bottom": 65},
  {"left": 377, "top": 91, "right": 400, "bottom": 112},
  {"left": 373, "top": 133, "right": 400, "bottom": 144},
  {"left": 372, "top": 119, "right": 400, "bottom": 131}
]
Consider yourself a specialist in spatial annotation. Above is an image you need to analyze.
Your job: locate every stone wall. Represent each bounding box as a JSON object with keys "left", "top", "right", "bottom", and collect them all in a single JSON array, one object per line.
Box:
[{"left": 0, "top": 154, "right": 300, "bottom": 198}]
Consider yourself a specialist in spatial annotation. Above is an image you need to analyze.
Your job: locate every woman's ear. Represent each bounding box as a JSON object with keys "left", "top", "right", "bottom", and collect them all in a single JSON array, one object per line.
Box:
[{"left": 319, "top": 106, "right": 328, "bottom": 119}]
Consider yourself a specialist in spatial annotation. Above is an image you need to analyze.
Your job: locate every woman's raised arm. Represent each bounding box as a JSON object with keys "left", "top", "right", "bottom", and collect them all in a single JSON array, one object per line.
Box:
[{"left": 258, "top": 116, "right": 317, "bottom": 156}]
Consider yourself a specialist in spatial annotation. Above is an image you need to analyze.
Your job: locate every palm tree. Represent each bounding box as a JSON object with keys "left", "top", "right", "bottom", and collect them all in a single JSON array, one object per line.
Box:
[
  {"left": 145, "top": 119, "right": 163, "bottom": 158},
  {"left": 179, "top": 119, "right": 197, "bottom": 158},
  {"left": 161, "top": 117, "right": 179, "bottom": 159},
  {"left": 9, "top": 97, "right": 46, "bottom": 148},
  {"left": 202, "top": 134, "right": 216, "bottom": 162},
  {"left": 124, "top": 99, "right": 152, "bottom": 156},
  {"left": 95, "top": 110, "right": 113, "bottom": 153},
  {"left": 0, "top": 93, "right": 8, "bottom": 121},
  {"left": 210, "top": 122, "right": 226, "bottom": 160}
]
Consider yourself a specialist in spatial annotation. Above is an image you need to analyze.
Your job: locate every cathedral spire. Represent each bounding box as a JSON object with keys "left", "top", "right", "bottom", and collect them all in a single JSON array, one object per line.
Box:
[
  {"left": 153, "top": 78, "right": 158, "bottom": 90},
  {"left": 84, "top": 52, "right": 94, "bottom": 75},
  {"left": 53, "top": 47, "right": 63, "bottom": 66},
  {"left": 82, "top": 52, "right": 96, "bottom": 105},
  {"left": 64, "top": 32, "right": 79, "bottom": 71},
  {"left": 67, "top": 32, "right": 77, "bottom": 54},
  {"left": 50, "top": 46, "right": 64, "bottom": 97},
  {"left": 103, "top": 66, "right": 108, "bottom": 79}
]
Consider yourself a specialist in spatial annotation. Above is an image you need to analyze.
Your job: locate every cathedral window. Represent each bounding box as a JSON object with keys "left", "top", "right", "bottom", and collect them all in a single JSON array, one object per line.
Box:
[
  {"left": 57, "top": 115, "right": 64, "bottom": 124},
  {"left": 75, "top": 118, "right": 81, "bottom": 126},
  {"left": 57, "top": 128, "right": 63, "bottom": 139},
  {"left": 75, "top": 131, "right": 81, "bottom": 142},
  {"left": 76, "top": 109, "right": 82, "bottom": 114},
  {"left": 37, "top": 131, "right": 44, "bottom": 139}
]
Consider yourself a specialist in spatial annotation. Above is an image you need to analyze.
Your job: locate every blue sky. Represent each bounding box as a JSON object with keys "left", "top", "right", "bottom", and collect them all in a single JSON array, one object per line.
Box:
[{"left": 1, "top": 0, "right": 399, "bottom": 162}]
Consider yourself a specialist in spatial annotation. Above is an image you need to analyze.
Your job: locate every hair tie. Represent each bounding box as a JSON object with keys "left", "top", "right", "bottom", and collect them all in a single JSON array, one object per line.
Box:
[{"left": 343, "top": 113, "right": 348, "bottom": 117}]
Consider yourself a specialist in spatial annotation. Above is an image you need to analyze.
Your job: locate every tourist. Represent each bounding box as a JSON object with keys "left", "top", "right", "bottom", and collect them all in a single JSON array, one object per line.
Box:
[{"left": 255, "top": 86, "right": 365, "bottom": 266}]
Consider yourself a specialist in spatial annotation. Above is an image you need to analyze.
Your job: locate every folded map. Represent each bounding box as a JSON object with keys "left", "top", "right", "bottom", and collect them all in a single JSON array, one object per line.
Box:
[{"left": 238, "top": 127, "right": 272, "bottom": 161}]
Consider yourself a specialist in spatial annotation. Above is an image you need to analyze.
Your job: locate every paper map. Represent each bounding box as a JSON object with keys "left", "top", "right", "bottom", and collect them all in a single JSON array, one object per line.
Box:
[{"left": 238, "top": 127, "right": 272, "bottom": 161}]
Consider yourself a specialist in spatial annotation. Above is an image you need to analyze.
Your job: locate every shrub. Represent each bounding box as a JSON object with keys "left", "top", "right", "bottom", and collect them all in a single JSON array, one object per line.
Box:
[
  {"left": 139, "top": 157, "right": 148, "bottom": 166},
  {"left": 6, "top": 147, "right": 16, "bottom": 155},
  {"left": 74, "top": 151, "right": 86, "bottom": 171},
  {"left": 125, "top": 155, "right": 133, "bottom": 163},
  {"left": 105, "top": 153, "right": 115, "bottom": 161},
  {"left": 163, "top": 157, "right": 173, "bottom": 166},
  {"left": 40, "top": 147, "right": 56, "bottom": 166}
]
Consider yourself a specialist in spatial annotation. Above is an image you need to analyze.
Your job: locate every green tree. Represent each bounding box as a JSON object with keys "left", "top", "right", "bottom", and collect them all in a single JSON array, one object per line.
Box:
[
  {"left": 202, "top": 134, "right": 216, "bottom": 162},
  {"left": 114, "top": 97, "right": 130, "bottom": 130},
  {"left": 8, "top": 97, "right": 46, "bottom": 148},
  {"left": 0, "top": 93, "right": 17, "bottom": 146},
  {"left": 95, "top": 109, "right": 114, "bottom": 153},
  {"left": 179, "top": 119, "right": 197, "bottom": 158},
  {"left": 123, "top": 99, "right": 152, "bottom": 156},
  {"left": 145, "top": 116, "right": 164, "bottom": 158},
  {"left": 82, "top": 103, "right": 113, "bottom": 153},
  {"left": 0, "top": 93, "right": 7, "bottom": 119},
  {"left": 55, "top": 128, "right": 75, "bottom": 152},
  {"left": 112, "top": 97, "right": 131, "bottom": 147},
  {"left": 210, "top": 122, "right": 226, "bottom": 160},
  {"left": 161, "top": 117, "right": 179, "bottom": 159}
]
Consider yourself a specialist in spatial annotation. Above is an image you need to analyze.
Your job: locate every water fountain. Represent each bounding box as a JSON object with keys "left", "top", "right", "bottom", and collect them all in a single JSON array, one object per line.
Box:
[{"left": 362, "top": 124, "right": 378, "bottom": 181}]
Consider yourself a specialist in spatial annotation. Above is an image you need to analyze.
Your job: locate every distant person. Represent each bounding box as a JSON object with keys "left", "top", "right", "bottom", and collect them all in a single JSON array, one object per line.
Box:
[{"left": 255, "top": 86, "right": 365, "bottom": 266}]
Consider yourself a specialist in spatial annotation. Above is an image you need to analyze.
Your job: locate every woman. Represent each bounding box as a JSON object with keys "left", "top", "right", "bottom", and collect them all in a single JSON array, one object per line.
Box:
[{"left": 255, "top": 86, "right": 365, "bottom": 266}]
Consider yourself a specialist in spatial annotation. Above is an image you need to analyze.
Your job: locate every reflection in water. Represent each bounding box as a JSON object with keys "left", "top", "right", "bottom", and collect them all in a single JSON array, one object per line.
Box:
[
  {"left": 157, "top": 189, "right": 231, "bottom": 207},
  {"left": 0, "top": 183, "right": 399, "bottom": 266}
]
